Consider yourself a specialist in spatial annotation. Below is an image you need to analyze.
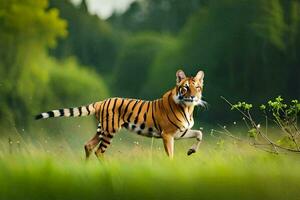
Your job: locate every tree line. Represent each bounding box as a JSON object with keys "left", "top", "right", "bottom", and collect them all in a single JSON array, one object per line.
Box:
[{"left": 0, "top": 0, "right": 299, "bottom": 131}]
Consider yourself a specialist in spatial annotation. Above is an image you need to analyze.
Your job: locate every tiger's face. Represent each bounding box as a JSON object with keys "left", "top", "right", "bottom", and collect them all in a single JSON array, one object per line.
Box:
[{"left": 173, "top": 70, "right": 205, "bottom": 107}]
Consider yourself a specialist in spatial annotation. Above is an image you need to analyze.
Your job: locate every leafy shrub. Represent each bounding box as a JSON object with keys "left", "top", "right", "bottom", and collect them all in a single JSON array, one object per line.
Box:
[
  {"left": 47, "top": 57, "right": 109, "bottom": 106},
  {"left": 222, "top": 96, "right": 300, "bottom": 154}
]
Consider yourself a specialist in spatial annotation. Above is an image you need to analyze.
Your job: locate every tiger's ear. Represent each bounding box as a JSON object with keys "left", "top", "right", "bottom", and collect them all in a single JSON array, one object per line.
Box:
[
  {"left": 195, "top": 70, "right": 204, "bottom": 80},
  {"left": 176, "top": 70, "right": 186, "bottom": 85}
]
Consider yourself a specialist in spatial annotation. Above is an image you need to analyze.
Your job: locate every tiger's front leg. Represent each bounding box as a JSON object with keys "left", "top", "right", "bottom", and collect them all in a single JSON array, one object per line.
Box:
[
  {"left": 178, "top": 129, "right": 203, "bottom": 156},
  {"left": 162, "top": 132, "right": 174, "bottom": 159}
]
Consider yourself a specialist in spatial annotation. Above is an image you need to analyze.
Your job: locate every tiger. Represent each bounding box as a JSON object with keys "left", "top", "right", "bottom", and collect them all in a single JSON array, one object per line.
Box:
[{"left": 35, "top": 70, "right": 206, "bottom": 159}]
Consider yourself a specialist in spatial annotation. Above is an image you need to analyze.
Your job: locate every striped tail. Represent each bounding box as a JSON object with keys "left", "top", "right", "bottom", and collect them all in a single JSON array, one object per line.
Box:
[{"left": 35, "top": 103, "right": 98, "bottom": 120}]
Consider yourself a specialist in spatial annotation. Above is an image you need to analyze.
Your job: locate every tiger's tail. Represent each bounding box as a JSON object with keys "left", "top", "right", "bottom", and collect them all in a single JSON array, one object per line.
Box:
[{"left": 35, "top": 102, "right": 100, "bottom": 120}]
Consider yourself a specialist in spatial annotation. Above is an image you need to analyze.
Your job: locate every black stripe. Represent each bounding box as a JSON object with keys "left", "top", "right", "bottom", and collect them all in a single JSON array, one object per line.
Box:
[
  {"left": 167, "top": 93, "right": 182, "bottom": 123},
  {"left": 58, "top": 109, "right": 64, "bottom": 117},
  {"left": 159, "top": 99, "right": 181, "bottom": 130},
  {"left": 95, "top": 102, "right": 103, "bottom": 122},
  {"left": 117, "top": 99, "right": 124, "bottom": 128},
  {"left": 131, "top": 100, "right": 140, "bottom": 111},
  {"left": 35, "top": 114, "right": 43, "bottom": 120},
  {"left": 69, "top": 108, "right": 74, "bottom": 116},
  {"left": 151, "top": 101, "right": 159, "bottom": 131},
  {"left": 123, "top": 122, "right": 129, "bottom": 129},
  {"left": 96, "top": 124, "right": 102, "bottom": 135},
  {"left": 96, "top": 131, "right": 102, "bottom": 136},
  {"left": 91, "top": 103, "right": 97, "bottom": 117},
  {"left": 144, "top": 101, "right": 150, "bottom": 121},
  {"left": 178, "top": 105, "right": 189, "bottom": 126},
  {"left": 127, "top": 112, "right": 133, "bottom": 122},
  {"left": 134, "top": 101, "right": 145, "bottom": 124},
  {"left": 86, "top": 105, "right": 90, "bottom": 115},
  {"left": 101, "top": 100, "right": 108, "bottom": 130},
  {"left": 111, "top": 98, "right": 117, "bottom": 132},
  {"left": 102, "top": 138, "right": 111, "bottom": 145},
  {"left": 122, "top": 99, "right": 134, "bottom": 122},
  {"left": 106, "top": 99, "right": 112, "bottom": 132},
  {"left": 156, "top": 100, "right": 163, "bottom": 132},
  {"left": 100, "top": 143, "right": 107, "bottom": 148},
  {"left": 96, "top": 129, "right": 101, "bottom": 134},
  {"left": 156, "top": 100, "right": 163, "bottom": 131},
  {"left": 47, "top": 111, "right": 54, "bottom": 117},
  {"left": 97, "top": 104, "right": 102, "bottom": 119},
  {"left": 127, "top": 100, "right": 140, "bottom": 122},
  {"left": 107, "top": 133, "right": 114, "bottom": 138},
  {"left": 180, "top": 130, "right": 188, "bottom": 137},
  {"left": 78, "top": 107, "right": 82, "bottom": 116}
]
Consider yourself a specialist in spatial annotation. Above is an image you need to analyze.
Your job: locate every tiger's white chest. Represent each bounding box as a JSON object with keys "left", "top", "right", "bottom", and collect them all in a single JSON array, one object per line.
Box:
[{"left": 181, "top": 116, "right": 194, "bottom": 129}]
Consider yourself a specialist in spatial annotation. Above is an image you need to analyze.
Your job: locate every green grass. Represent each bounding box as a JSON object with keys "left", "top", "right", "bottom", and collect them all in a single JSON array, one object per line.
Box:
[{"left": 0, "top": 130, "right": 300, "bottom": 200}]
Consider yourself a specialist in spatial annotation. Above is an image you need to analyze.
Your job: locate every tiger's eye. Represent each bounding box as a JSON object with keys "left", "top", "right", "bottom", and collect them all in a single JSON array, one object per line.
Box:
[{"left": 180, "top": 87, "right": 187, "bottom": 94}]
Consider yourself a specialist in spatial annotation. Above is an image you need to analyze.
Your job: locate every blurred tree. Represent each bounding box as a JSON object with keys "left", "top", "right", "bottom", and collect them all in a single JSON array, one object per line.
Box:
[
  {"left": 282, "top": 0, "right": 300, "bottom": 100},
  {"left": 109, "top": 0, "right": 206, "bottom": 33},
  {"left": 0, "top": 0, "right": 110, "bottom": 130},
  {"left": 0, "top": 0, "right": 67, "bottom": 128},
  {"left": 1, "top": 0, "right": 299, "bottom": 128},
  {"left": 142, "top": 37, "right": 182, "bottom": 99},
  {"left": 49, "top": 0, "right": 119, "bottom": 74},
  {"left": 113, "top": 33, "right": 171, "bottom": 98}
]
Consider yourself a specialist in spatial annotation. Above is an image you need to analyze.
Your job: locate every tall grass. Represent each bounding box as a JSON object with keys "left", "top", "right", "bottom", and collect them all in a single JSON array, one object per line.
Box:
[{"left": 0, "top": 129, "right": 300, "bottom": 200}]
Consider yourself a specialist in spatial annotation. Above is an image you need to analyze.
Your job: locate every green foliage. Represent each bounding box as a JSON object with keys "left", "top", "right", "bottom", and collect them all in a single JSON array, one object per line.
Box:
[
  {"left": 231, "top": 102, "right": 253, "bottom": 111},
  {"left": 49, "top": 0, "right": 119, "bottom": 74},
  {"left": 0, "top": 0, "right": 109, "bottom": 130},
  {"left": 265, "top": 96, "right": 300, "bottom": 117},
  {"left": 47, "top": 58, "right": 109, "bottom": 106},
  {"left": 141, "top": 36, "right": 181, "bottom": 98},
  {"left": 252, "top": 0, "right": 287, "bottom": 50},
  {"left": 248, "top": 128, "right": 258, "bottom": 139},
  {"left": 0, "top": 0, "right": 67, "bottom": 50},
  {"left": 109, "top": 0, "right": 205, "bottom": 33},
  {"left": 1, "top": 0, "right": 300, "bottom": 129},
  {"left": 113, "top": 33, "right": 174, "bottom": 98},
  {"left": 227, "top": 96, "right": 299, "bottom": 153}
]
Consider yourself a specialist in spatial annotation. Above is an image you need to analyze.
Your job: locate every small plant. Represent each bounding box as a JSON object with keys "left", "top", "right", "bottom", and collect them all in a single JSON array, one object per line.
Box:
[{"left": 220, "top": 96, "right": 300, "bottom": 154}]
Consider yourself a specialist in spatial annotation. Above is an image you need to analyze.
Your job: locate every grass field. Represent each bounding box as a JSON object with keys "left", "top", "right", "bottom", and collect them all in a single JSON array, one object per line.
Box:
[{"left": 0, "top": 127, "right": 300, "bottom": 200}]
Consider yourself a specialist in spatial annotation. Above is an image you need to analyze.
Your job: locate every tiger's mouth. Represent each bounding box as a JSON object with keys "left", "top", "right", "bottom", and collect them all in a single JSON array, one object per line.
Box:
[
  {"left": 182, "top": 97, "right": 194, "bottom": 102},
  {"left": 173, "top": 94, "right": 206, "bottom": 107},
  {"left": 178, "top": 96, "right": 201, "bottom": 105}
]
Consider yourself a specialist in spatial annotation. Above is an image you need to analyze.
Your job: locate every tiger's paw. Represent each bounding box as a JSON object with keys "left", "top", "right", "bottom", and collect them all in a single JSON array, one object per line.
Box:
[{"left": 187, "top": 148, "right": 196, "bottom": 156}]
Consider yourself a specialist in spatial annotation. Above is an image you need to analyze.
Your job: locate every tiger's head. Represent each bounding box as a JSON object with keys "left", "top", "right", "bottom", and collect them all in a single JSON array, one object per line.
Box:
[{"left": 173, "top": 69, "right": 205, "bottom": 107}]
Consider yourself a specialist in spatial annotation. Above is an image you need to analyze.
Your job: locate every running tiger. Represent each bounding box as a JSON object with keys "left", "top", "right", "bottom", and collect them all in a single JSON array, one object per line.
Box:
[{"left": 35, "top": 70, "right": 206, "bottom": 158}]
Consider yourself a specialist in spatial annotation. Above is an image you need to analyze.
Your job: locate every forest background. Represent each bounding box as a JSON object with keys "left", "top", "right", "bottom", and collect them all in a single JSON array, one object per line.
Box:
[{"left": 0, "top": 0, "right": 299, "bottom": 134}]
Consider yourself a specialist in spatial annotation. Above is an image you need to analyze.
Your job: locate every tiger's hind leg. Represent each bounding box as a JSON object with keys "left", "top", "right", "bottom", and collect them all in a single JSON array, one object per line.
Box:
[
  {"left": 84, "top": 123, "right": 103, "bottom": 160},
  {"left": 94, "top": 131, "right": 115, "bottom": 158}
]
